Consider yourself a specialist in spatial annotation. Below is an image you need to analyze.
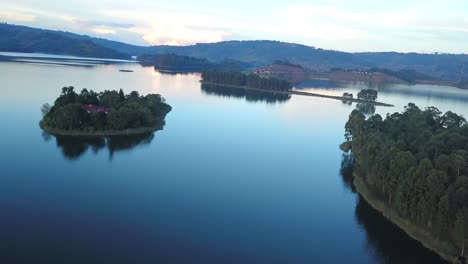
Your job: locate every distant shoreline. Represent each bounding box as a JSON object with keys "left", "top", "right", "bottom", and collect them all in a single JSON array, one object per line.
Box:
[
  {"left": 40, "top": 124, "right": 163, "bottom": 137},
  {"left": 201, "top": 81, "right": 395, "bottom": 107}
]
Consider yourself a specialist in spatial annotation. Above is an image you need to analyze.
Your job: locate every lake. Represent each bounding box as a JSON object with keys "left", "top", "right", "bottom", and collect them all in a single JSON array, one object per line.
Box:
[{"left": 1, "top": 55, "right": 466, "bottom": 263}]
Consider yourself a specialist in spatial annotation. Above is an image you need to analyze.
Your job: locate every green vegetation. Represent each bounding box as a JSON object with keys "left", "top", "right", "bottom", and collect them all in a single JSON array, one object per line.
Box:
[
  {"left": 201, "top": 71, "right": 292, "bottom": 92},
  {"left": 40, "top": 87, "right": 171, "bottom": 136},
  {"left": 357, "top": 89, "right": 378, "bottom": 102},
  {"left": 368, "top": 68, "right": 435, "bottom": 84},
  {"left": 344, "top": 103, "right": 468, "bottom": 260},
  {"left": 0, "top": 23, "right": 131, "bottom": 59},
  {"left": 138, "top": 54, "right": 248, "bottom": 71}
]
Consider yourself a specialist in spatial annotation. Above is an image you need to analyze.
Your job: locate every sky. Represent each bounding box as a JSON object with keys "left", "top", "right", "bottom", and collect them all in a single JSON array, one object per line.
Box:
[{"left": 1, "top": 0, "right": 468, "bottom": 53}]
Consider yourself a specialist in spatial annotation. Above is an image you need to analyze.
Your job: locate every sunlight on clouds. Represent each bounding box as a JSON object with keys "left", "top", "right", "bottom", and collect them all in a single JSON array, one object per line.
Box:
[
  {"left": 142, "top": 23, "right": 228, "bottom": 45},
  {"left": 92, "top": 27, "right": 117, "bottom": 35},
  {"left": 101, "top": 9, "right": 231, "bottom": 45},
  {"left": 0, "top": 10, "right": 36, "bottom": 22}
]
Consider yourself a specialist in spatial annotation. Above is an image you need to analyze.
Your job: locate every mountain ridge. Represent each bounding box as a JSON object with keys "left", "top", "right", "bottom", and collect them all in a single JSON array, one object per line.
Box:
[{"left": 1, "top": 23, "right": 468, "bottom": 81}]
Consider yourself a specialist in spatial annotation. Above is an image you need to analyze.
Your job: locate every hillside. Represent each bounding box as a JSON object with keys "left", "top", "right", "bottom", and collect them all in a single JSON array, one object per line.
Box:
[
  {"left": 0, "top": 23, "right": 131, "bottom": 59},
  {"left": 357, "top": 52, "right": 468, "bottom": 82},
  {"left": 253, "top": 61, "right": 309, "bottom": 83},
  {"left": 1, "top": 23, "right": 468, "bottom": 83},
  {"left": 146, "top": 40, "right": 370, "bottom": 70},
  {"left": 138, "top": 53, "right": 251, "bottom": 71}
]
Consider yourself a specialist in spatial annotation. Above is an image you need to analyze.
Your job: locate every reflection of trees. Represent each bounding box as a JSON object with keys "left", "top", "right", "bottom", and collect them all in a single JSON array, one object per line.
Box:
[
  {"left": 339, "top": 153, "right": 355, "bottom": 192},
  {"left": 201, "top": 83, "right": 291, "bottom": 104},
  {"left": 355, "top": 196, "right": 446, "bottom": 264},
  {"left": 339, "top": 156, "right": 446, "bottom": 264},
  {"left": 356, "top": 103, "right": 376, "bottom": 115},
  {"left": 49, "top": 133, "right": 155, "bottom": 160}
]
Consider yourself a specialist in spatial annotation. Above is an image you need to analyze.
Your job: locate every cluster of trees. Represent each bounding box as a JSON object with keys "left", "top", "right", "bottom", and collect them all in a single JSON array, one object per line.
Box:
[
  {"left": 138, "top": 54, "right": 248, "bottom": 71},
  {"left": 40, "top": 87, "right": 171, "bottom": 132},
  {"left": 357, "top": 89, "right": 378, "bottom": 102},
  {"left": 345, "top": 103, "right": 468, "bottom": 256},
  {"left": 201, "top": 70, "right": 292, "bottom": 92},
  {"left": 201, "top": 83, "right": 290, "bottom": 104}
]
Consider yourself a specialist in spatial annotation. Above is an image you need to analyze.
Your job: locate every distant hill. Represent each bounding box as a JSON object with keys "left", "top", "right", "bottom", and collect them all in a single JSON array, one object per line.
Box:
[
  {"left": 253, "top": 61, "right": 309, "bottom": 83},
  {"left": 1, "top": 23, "right": 468, "bottom": 83},
  {"left": 138, "top": 53, "right": 251, "bottom": 71},
  {"left": 0, "top": 23, "right": 132, "bottom": 59},
  {"left": 357, "top": 52, "right": 468, "bottom": 82},
  {"left": 145, "top": 40, "right": 370, "bottom": 70}
]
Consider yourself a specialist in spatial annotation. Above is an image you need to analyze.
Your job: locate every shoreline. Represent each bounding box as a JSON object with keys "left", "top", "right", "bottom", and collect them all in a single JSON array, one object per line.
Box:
[
  {"left": 353, "top": 175, "right": 459, "bottom": 263},
  {"left": 200, "top": 81, "right": 394, "bottom": 107},
  {"left": 40, "top": 124, "right": 163, "bottom": 137}
]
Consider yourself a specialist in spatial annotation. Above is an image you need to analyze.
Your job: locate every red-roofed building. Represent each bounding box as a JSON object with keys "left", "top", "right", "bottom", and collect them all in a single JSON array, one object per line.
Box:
[{"left": 83, "top": 104, "right": 110, "bottom": 114}]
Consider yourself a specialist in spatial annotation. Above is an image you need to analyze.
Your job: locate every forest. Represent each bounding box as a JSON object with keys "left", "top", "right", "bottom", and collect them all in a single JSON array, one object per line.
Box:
[
  {"left": 201, "top": 70, "right": 292, "bottom": 92},
  {"left": 344, "top": 103, "right": 468, "bottom": 257},
  {"left": 138, "top": 54, "right": 248, "bottom": 71},
  {"left": 40, "top": 87, "right": 171, "bottom": 133}
]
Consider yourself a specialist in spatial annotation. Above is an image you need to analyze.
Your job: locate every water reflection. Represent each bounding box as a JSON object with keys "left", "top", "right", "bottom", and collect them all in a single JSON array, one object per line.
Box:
[
  {"left": 201, "top": 83, "right": 291, "bottom": 104},
  {"left": 356, "top": 103, "right": 377, "bottom": 115},
  {"left": 339, "top": 155, "right": 447, "bottom": 264},
  {"left": 43, "top": 133, "right": 155, "bottom": 160},
  {"left": 339, "top": 153, "right": 355, "bottom": 192}
]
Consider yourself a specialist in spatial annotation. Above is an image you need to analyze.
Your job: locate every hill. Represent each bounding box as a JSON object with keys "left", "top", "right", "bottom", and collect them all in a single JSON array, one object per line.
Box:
[
  {"left": 357, "top": 52, "right": 468, "bottom": 82},
  {"left": 253, "top": 61, "right": 309, "bottom": 83},
  {"left": 145, "top": 40, "right": 370, "bottom": 70},
  {"left": 1, "top": 23, "right": 468, "bottom": 83},
  {"left": 138, "top": 53, "right": 251, "bottom": 71},
  {"left": 0, "top": 23, "right": 132, "bottom": 59}
]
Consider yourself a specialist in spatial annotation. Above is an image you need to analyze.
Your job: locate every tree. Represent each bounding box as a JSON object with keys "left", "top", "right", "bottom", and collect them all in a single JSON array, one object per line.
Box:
[
  {"left": 454, "top": 208, "right": 468, "bottom": 256},
  {"left": 41, "top": 103, "right": 51, "bottom": 116},
  {"left": 451, "top": 150, "right": 467, "bottom": 178},
  {"left": 100, "top": 90, "right": 121, "bottom": 108},
  {"left": 119, "top": 89, "right": 125, "bottom": 102},
  {"left": 357, "top": 89, "right": 378, "bottom": 102}
]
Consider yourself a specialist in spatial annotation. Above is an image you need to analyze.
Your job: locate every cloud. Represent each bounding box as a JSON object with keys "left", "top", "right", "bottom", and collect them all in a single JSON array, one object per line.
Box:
[
  {"left": 92, "top": 27, "right": 117, "bottom": 35},
  {"left": 100, "top": 9, "right": 232, "bottom": 45},
  {"left": 0, "top": 10, "right": 36, "bottom": 22},
  {"left": 74, "top": 19, "right": 134, "bottom": 29}
]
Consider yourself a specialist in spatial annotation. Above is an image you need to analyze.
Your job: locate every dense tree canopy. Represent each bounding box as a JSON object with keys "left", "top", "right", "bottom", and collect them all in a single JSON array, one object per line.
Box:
[
  {"left": 357, "top": 89, "right": 378, "bottom": 102},
  {"left": 201, "top": 71, "right": 292, "bottom": 92},
  {"left": 345, "top": 103, "right": 468, "bottom": 255},
  {"left": 138, "top": 53, "right": 248, "bottom": 71},
  {"left": 40, "top": 86, "right": 171, "bottom": 132}
]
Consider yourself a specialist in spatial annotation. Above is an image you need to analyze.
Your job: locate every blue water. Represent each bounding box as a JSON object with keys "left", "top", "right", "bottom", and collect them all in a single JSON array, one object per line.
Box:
[{"left": 1, "top": 57, "right": 463, "bottom": 263}]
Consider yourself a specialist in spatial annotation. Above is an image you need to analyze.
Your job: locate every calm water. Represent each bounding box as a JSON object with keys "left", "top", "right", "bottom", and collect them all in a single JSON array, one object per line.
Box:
[{"left": 1, "top": 56, "right": 467, "bottom": 264}]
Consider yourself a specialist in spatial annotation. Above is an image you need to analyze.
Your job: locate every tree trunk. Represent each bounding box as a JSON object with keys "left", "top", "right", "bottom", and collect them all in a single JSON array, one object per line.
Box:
[{"left": 462, "top": 239, "right": 465, "bottom": 256}]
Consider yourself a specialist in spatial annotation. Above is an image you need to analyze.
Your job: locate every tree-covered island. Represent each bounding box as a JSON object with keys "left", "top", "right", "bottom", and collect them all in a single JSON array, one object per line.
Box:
[
  {"left": 201, "top": 70, "right": 293, "bottom": 92},
  {"left": 343, "top": 103, "right": 468, "bottom": 262},
  {"left": 40, "top": 87, "right": 172, "bottom": 136}
]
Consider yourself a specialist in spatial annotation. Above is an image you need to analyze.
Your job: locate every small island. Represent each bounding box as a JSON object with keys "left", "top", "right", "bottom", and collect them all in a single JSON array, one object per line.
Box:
[
  {"left": 40, "top": 87, "right": 172, "bottom": 136},
  {"left": 343, "top": 103, "right": 468, "bottom": 263}
]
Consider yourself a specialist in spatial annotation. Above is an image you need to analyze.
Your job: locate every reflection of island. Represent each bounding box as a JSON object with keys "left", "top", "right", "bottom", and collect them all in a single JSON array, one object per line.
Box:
[
  {"left": 339, "top": 155, "right": 446, "bottom": 264},
  {"left": 43, "top": 132, "right": 155, "bottom": 160},
  {"left": 201, "top": 83, "right": 291, "bottom": 104}
]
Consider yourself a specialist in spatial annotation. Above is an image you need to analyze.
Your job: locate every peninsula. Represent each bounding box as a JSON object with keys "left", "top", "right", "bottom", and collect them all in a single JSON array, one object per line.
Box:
[
  {"left": 343, "top": 104, "right": 468, "bottom": 263},
  {"left": 201, "top": 70, "right": 394, "bottom": 107},
  {"left": 40, "top": 87, "right": 171, "bottom": 136}
]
